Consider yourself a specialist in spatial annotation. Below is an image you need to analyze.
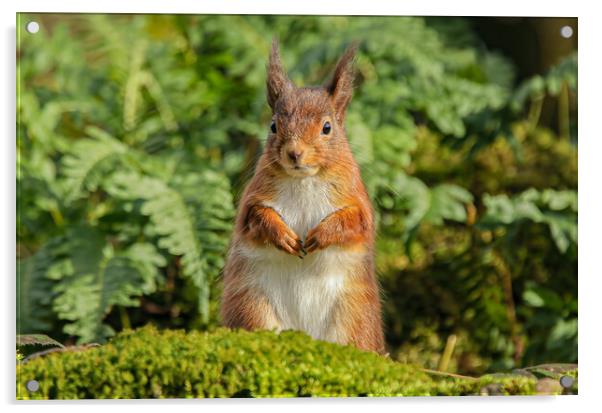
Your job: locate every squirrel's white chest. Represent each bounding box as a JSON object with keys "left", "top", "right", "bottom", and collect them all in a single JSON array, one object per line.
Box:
[
  {"left": 265, "top": 177, "right": 336, "bottom": 239},
  {"left": 240, "top": 177, "right": 361, "bottom": 341}
]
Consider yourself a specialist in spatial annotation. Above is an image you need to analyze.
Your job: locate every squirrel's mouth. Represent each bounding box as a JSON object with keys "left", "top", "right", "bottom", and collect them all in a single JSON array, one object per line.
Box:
[{"left": 283, "top": 164, "right": 319, "bottom": 177}]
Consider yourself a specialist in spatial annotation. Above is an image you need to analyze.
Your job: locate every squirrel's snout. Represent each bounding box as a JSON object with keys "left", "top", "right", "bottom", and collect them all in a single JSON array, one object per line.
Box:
[
  {"left": 287, "top": 150, "right": 303, "bottom": 163},
  {"left": 280, "top": 143, "right": 317, "bottom": 176}
]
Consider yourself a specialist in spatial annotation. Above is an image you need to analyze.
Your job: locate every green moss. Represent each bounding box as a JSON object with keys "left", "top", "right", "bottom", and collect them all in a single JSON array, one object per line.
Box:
[{"left": 17, "top": 326, "right": 537, "bottom": 399}]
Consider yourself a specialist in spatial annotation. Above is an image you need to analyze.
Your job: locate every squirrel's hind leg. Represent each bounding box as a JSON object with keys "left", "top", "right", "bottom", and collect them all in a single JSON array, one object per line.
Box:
[
  {"left": 221, "top": 285, "right": 281, "bottom": 332},
  {"left": 325, "top": 275, "right": 385, "bottom": 354}
]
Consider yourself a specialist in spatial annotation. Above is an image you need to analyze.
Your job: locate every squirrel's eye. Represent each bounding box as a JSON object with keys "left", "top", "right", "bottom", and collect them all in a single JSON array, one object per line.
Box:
[
  {"left": 270, "top": 121, "right": 277, "bottom": 134},
  {"left": 322, "top": 121, "right": 331, "bottom": 135}
]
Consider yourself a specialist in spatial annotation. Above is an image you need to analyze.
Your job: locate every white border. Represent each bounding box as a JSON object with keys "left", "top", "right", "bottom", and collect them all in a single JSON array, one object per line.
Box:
[
  {"left": 10, "top": 0, "right": 580, "bottom": 16},
  {"left": 3, "top": 1, "right": 600, "bottom": 412}
]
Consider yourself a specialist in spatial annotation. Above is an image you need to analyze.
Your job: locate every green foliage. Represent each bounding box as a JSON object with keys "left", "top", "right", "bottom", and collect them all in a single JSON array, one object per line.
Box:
[
  {"left": 106, "top": 169, "right": 234, "bottom": 321},
  {"left": 481, "top": 188, "right": 577, "bottom": 253},
  {"left": 47, "top": 226, "right": 165, "bottom": 342},
  {"left": 17, "top": 247, "right": 57, "bottom": 333},
  {"left": 16, "top": 326, "right": 538, "bottom": 399},
  {"left": 61, "top": 127, "right": 130, "bottom": 203},
  {"left": 512, "top": 53, "right": 577, "bottom": 111},
  {"left": 17, "top": 13, "right": 576, "bottom": 375},
  {"left": 18, "top": 14, "right": 237, "bottom": 342}
]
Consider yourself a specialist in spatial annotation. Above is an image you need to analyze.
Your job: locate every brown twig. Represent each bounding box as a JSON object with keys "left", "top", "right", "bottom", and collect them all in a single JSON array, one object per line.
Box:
[{"left": 421, "top": 368, "right": 478, "bottom": 381}]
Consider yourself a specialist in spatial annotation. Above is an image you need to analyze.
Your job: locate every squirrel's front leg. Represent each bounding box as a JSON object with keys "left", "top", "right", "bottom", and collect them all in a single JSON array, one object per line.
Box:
[
  {"left": 304, "top": 205, "right": 371, "bottom": 253},
  {"left": 242, "top": 204, "right": 304, "bottom": 258}
]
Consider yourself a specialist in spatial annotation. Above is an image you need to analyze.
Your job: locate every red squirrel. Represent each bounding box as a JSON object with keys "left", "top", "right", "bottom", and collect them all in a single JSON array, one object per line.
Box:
[{"left": 221, "top": 41, "right": 385, "bottom": 354}]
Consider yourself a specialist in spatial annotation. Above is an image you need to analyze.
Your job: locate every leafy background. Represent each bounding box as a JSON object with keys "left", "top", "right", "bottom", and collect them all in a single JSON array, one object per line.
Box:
[{"left": 17, "top": 14, "right": 577, "bottom": 375}]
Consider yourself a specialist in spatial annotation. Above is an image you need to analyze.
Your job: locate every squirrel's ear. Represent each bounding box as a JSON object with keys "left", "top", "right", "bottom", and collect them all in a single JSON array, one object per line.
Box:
[
  {"left": 325, "top": 43, "right": 357, "bottom": 121},
  {"left": 267, "top": 40, "right": 293, "bottom": 110}
]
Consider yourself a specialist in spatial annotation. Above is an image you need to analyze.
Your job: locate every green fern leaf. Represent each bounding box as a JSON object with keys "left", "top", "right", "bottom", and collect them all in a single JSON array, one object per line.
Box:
[
  {"left": 48, "top": 226, "right": 165, "bottom": 343},
  {"left": 424, "top": 184, "right": 474, "bottom": 225},
  {"left": 480, "top": 189, "right": 577, "bottom": 253},
  {"left": 17, "top": 243, "right": 60, "bottom": 334},
  {"left": 394, "top": 175, "right": 473, "bottom": 240},
  {"left": 105, "top": 170, "right": 234, "bottom": 322},
  {"left": 61, "top": 127, "right": 128, "bottom": 203}
]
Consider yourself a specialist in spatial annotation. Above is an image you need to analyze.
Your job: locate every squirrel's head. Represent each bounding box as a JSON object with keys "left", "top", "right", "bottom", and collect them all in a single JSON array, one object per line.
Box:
[{"left": 265, "top": 40, "right": 357, "bottom": 178}]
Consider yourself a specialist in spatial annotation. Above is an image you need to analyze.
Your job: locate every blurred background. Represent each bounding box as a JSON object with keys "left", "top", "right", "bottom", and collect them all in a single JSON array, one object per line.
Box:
[{"left": 17, "top": 14, "right": 577, "bottom": 375}]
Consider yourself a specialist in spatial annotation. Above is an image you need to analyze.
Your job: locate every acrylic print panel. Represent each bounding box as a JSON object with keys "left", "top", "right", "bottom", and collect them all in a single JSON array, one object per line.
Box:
[{"left": 16, "top": 13, "right": 578, "bottom": 399}]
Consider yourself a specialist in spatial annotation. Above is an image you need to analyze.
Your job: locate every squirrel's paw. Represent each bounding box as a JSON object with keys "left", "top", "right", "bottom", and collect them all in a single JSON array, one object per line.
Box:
[
  {"left": 304, "top": 226, "right": 330, "bottom": 254},
  {"left": 274, "top": 227, "right": 305, "bottom": 259}
]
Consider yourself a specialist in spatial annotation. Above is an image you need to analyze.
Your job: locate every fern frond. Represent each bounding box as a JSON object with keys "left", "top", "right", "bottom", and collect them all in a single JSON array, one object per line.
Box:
[
  {"left": 139, "top": 71, "right": 178, "bottom": 132},
  {"left": 48, "top": 226, "right": 165, "bottom": 343},
  {"left": 61, "top": 127, "right": 128, "bottom": 203},
  {"left": 17, "top": 242, "right": 61, "bottom": 334},
  {"left": 105, "top": 170, "right": 234, "bottom": 322},
  {"left": 123, "top": 40, "right": 148, "bottom": 132}
]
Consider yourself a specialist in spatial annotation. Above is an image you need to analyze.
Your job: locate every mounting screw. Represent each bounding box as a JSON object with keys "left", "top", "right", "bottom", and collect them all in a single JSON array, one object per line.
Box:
[
  {"left": 26, "top": 379, "right": 40, "bottom": 392},
  {"left": 560, "top": 25, "right": 573, "bottom": 39},
  {"left": 26, "top": 21, "right": 40, "bottom": 34},
  {"left": 559, "top": 375, "right": 574, "bottom": 389}
]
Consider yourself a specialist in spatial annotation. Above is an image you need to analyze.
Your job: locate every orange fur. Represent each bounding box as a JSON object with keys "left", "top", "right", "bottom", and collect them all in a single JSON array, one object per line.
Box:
[{"left": 221, "top": 40, "right": 385, "bottom": 354}]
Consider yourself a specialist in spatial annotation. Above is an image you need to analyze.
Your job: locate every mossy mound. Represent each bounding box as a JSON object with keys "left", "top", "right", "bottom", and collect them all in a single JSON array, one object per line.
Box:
[{"left": 17, "top": 326, "right": 539, "bottom": 399}]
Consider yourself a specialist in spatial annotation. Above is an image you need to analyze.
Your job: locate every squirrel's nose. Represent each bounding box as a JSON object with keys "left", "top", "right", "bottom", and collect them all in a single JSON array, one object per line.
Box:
[{"left": 287, "top": 150, "right": 303, "bottom": 163}]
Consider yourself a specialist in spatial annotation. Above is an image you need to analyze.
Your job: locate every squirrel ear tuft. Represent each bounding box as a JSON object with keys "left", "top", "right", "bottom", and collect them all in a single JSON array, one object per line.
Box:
[
  {"left": 326, "top": 43, "right": 358, "bottom": 121},
  {"left": 267, "top": 39, "right": 293, "bottom": 110}
]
